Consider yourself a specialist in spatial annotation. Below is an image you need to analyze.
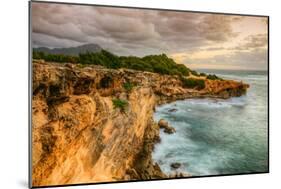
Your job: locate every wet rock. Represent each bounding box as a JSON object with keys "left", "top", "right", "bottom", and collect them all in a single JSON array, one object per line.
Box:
[
  {"left": 158, "top": 119, "right": 169, "bottom": 128},
  {"left": 168, "top": 108, "right": 178, "bottom": 112},
  {"left": 163, "top": 127, "right": 176, "bottom": 134},
  {"left": 170, "top": 162, "right": 181, "bottom": 169},
  {"left": 153, "top": 135, "right": 161, "bottom": 143},
  {"left": 130, "top": 120, "right": 167, "bottom": 180},
  {"left": 169, "top": 171, "right": 191, "bottom": 178},
  {"left": 158, "top": 119, "right": 176, "bottom": 134}
]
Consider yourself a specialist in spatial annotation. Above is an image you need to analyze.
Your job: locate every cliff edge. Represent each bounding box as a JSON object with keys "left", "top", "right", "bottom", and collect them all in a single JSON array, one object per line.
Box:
[{"left": 31, "top": 60, "right": 249, "bottom": 186}]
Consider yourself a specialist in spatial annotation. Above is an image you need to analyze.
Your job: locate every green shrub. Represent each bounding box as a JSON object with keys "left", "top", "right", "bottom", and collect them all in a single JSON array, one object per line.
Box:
[
  {"left": 112, "top": 99, "right": 128, "bottom": 112},
  {"left": 33, "top": 49, "right": 211, "bottom": 79},
  {"left": 190, "top": 70, "right": 199, "bottom": 76},
  {"left": 175, "top": 64, "right": 190, "bottom": 76},
  {"left": 123, "top": 82, "right": 134, "bottom": 92},
  {"left": 181, "top": 77, "right": 205, "bottom": 90},
  {"left": 206, "top": 74, "right": 222, "bottom": 80},
  {"left": 79, "top": 50, "right": 121, "bottom": 69},
  {"left": 170, "top": 68, "right": 182, "bottom": 76},
  {"left": 142, "top": 54, "right": 190, "bottom": 76},
  {"left": 119, "top": 56, "right": 154, "bottom": 72},
  {"left": 199, "top": 73, "right": 207, "bottom": 77},
  {"left": 33, "top": 51, "right": 45, "bottom": 59},
  {"left": 33, "top": 51, "right": 79, "bottom": 63}
]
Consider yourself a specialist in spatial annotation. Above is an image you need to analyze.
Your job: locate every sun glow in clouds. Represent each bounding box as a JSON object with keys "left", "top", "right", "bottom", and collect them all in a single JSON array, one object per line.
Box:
[{"left": 32, "top": 2, "right": 268, "bottom": 71}]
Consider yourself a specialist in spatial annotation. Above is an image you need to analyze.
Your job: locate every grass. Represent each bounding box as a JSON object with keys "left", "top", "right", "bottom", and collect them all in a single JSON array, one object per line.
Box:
[
  {"left": 112, "top": 99, "right": 128, "bottom": 112},
  {"left": 123, "top": 82, "right": 135, "bottom": 92}
]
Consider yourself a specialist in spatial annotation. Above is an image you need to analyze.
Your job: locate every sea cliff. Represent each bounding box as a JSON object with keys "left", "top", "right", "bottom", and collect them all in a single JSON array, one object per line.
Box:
[{"left": 32, "top": 60, "right": 249, "bottom": 186}]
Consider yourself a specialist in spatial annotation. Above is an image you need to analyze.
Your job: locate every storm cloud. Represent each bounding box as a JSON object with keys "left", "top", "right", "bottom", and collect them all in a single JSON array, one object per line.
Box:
[{"left": 31, "top": 2, "right": 268, "bottom": 70}]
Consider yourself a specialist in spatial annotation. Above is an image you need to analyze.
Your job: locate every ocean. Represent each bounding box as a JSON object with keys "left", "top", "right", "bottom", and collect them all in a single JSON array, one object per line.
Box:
[{"left": 152, "top": 69, "right": 268, "bottom": 177}]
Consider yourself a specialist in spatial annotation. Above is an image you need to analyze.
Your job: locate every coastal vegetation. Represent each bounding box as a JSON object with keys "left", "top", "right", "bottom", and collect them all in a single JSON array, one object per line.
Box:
[
  {"left": 180, "top": 77, "right": 206, "bottom": 90},
  {"left": 33, "top": 50, "right": 191, "bottom": 76},
  {"left": 190, "top": 70, "right": 199, "bottom": 76},
  {"left": 112, "top": 99, "right": 128, "bottom": 112},
  {"left": 33, "top": 51, "right": 79, "bottom": 63},
  {"left": 206, "top": 74, "right": 223, "bottom": 80},
  {"left": 33, "top": 49, "right": 222, "bottom": 86},
  {"left": 199, "top": 73, "right": 207, "bottom": 77},
  {"left": 123, "top": 82, "right": 135, "bottom": 92}
]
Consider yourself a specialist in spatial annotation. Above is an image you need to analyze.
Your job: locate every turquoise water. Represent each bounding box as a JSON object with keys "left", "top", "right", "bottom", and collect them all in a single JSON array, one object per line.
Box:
[{"left": 152, "top": 70, "right": 268, "bottom": 176}]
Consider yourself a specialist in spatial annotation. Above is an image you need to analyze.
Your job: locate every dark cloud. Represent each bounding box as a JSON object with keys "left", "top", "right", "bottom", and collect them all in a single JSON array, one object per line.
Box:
[
  {"left": 31, "top": 2, "right": 239, "bottom": 56},
  {"left": 198, "top": 15, "right": 239, "bottom": 41},
  {"left": 31, "top": 2, "right": 268, "bottom": 70},
  {"left": 233, "top": 34, "right": 268, "bottom": 51}
]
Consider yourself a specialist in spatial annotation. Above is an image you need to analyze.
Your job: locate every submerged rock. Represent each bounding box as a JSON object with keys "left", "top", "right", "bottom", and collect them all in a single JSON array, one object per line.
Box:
[
  {"left": 170, "top": 162, "right": 181, "bottom": 169},
  {"left": 163, "top": 127, "right": 176, "bottom": 134},
  {"left": 168, "top": 108, "right": 178, "bottom": 112}
]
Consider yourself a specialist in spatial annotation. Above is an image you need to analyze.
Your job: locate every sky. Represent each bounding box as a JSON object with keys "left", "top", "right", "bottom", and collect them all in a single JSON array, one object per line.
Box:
[{"left": 31, "top": 2, "right": 268, "bottom": 70}]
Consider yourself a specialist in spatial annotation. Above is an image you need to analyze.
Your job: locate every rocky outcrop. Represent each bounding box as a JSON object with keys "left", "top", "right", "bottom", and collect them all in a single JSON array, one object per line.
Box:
[
  {"left": 158, "top": 119, "right": 176, "bottom": 134},
  {"left": 170, "top": 163, "right": 182, "bottom": 169},
  {"left": 169, "top": 172, "right": 192, "bottom": 178},
  {"left": 168, "top": 108, "right": 178, "bottom": 112},
  {"left": 32, "top": 60, "right": 249, "bottom": 186},
  {"left": 152, "top": 75, "right": 249, "bottom": 105}
]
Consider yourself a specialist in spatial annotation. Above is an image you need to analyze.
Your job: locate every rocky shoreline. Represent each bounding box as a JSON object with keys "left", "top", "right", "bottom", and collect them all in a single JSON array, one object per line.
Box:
[{"left": 32, "top": 60, "right": 249, "bottom": 186}]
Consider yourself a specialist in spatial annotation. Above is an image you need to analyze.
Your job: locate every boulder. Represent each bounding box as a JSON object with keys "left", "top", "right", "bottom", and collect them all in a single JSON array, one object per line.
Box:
[
  {"left": 158, "top": 119, "right": 176, "bottom": 134},
  {"left": 158, "top": 119, "right": 169, "bottom": 128},
  {"left": 163, "top": 127, "right": 176, "bottom": 134},
  {"left": 169, "top": 171, "right": 191, "bottom": 178},
  {"left": 170, "top": 162, "right": 181, "bottom": 169},
  {"left": 168, "top": 108, "right": 178, "bottom": 112}
]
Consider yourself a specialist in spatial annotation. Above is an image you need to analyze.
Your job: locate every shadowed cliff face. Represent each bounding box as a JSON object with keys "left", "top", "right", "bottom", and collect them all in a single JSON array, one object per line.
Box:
[{"left": 32, "top": 60, "right": 249, "bottom": 186}]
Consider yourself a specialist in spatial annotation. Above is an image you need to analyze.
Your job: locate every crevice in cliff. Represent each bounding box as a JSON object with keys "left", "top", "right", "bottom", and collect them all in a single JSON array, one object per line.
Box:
[{"left": 128, "top": 120, "right": 166, "bottom": 180}]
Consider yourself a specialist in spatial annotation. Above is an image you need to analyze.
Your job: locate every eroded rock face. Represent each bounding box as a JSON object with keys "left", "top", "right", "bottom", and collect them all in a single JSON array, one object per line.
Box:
[
  {"left": 32, "top": 61, "right": 165, "bottom": 186},
  {"left": 32, "top": 61, "right": 249, "bottom": 186}
]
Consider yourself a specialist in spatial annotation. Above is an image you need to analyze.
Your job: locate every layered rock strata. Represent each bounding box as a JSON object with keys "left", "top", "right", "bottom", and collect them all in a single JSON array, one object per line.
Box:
[{"left": 32, "top": 60, "right": 249, "bottom": 186}]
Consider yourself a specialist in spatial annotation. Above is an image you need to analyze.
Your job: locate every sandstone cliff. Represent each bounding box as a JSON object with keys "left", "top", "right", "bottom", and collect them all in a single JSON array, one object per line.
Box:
[{"left": 32, "top": 60, "right": 249, "bottom": 186}]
